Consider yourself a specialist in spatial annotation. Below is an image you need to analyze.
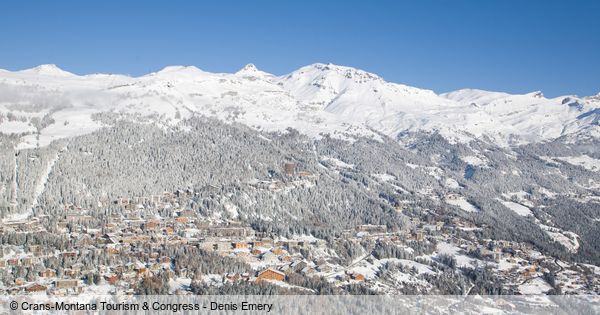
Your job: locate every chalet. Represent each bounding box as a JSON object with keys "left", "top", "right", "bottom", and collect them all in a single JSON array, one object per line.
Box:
[
  {"left": 135, "top": 267, "right": 148, "bottom": 275},
  {"left": 414, "top": 232, "right": 425, "bottom": 241},
  {"left": 134, "top": 196, "right": 149, "bottom": 204},
  {"left": 25, "top": 284, "right": 47, "bottom": 293},
  {"left": 272, "top": 247, "right": 285, "bottom": 255},
  {"left": 233, "top": 242, "right": 249, "bottom": 249},
  {"left": 63, "top": 269, "right": 78, "bottom": 278},
  {"left": 284, "top": 162, "right": 296, "bottom": 176},
  {"left": 105, "top": 274, "right": 120, "bottom": 285},
  {"left": 28, "top": 244, "right": 42, "bottom": 255},
  {"left": 351, "top": 273, "right": 365, "bottom": 282},
  {"left": 291, "top": 260, "right": 308, "bottom": 272},
  {"left": 356, "top": 224, "right": 387, "bottom": 234},
  {"left": 62, "top": 251, "right": 77, "bottom": 258},
  {"left": 423, "top": 224, "right": 441, "bottom": 233},
  {"left": 143, "top": 221, "right": 160, "bottom": 230},
  {"left": 118, "top": 197, "right": 131, "bottom": 205},
  {"left": 285, "top": 240, "right": 306, "bottom": 252},
  {"left": 521, "top": 265, "right": 538, "bottom": 278},
  {"left": 106, "top": 247, "right": 119, "bottom": 255},
  {"left": 164, "top": 226, "right": 175, "bottom": 235},
  {"left": 39, "top": 269, "right": 57, "bottom": 278},
  {"left": 206, "top": 226, "right": 253, "bottom": 238},
  {"left": 178, "top": 209, "right": 196, "bottom": 218},
  {"left": 256, "top": 268, "right": 285, "bottom": 283},
  {"left": 175, "top": 217, "right": 189, "bottom": 224},
  {"left": 134, "top": 262, "right": 148, "bottom": 275}
]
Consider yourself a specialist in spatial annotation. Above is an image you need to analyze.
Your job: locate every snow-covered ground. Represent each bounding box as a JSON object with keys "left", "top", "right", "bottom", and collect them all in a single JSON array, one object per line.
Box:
[
  {"left": 372, "top": 173, "right": 395, "bottom": 182},
  {"left": 444, "top": 178, "right": 460, "bottom": 189},
  {"left": 435, "top": 242, "right": 480, "bottom": 268},
  {"left": 538, "top": 224, "right": 580, "bottom": 253},
  {"left": 28, "top": 150, "right": 62, "bottom": 213},
  {"left": 461, "top": 155, "right": 487, "bottom": 166},
  {"left": 0, "top": 120, "right": 36, "bottom": 134},
  {"left": 444, "top": 195, "right": 479, "bottom": 213},
  {"left": 518, "top": 277, "right": 553, "bottom": 294},
  {"left": 501, "top": 201, "right": 532, "bottom": 216},
  {"left": 168, "top": 277, "right": 192, "bottom": 293},
  {"left": 320, "top": 156, "right": 354, "bottom": 169},
  {"left": 554, "top": 155, "right": 600, "bottom": 172}
]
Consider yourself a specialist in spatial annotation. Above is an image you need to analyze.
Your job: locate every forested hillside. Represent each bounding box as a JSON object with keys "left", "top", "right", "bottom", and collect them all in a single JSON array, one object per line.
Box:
[{"left": 2, "top": 115, "right": 599, "bottom": 266}]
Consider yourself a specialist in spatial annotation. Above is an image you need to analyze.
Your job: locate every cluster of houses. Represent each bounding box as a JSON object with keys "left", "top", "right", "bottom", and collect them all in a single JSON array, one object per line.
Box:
[
  {"left": 0, "top": 189, "right": 597, "bottom": 295},
  {"left": 0, "top": 187, "right": 361, "bottom": 295}
]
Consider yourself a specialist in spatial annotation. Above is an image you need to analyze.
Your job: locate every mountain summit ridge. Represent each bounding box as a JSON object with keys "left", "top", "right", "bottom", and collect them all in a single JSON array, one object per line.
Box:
[{"left": 0, "top": 63, "right": 598, "bottom": 149}]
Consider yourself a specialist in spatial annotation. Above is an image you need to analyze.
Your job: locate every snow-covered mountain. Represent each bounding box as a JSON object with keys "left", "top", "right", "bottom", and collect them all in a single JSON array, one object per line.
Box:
[
  {"left": 2, "top": 63, "right": 600, "bottom": 274},
  {"left": 0, "top": 63, "right": 598, "bottom": 149}
]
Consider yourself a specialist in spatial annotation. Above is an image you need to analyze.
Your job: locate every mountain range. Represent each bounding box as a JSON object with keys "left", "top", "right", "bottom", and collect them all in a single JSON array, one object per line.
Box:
[
  {"left": 1, "top": 63, "right": 598, "bottom": 149},
  {"left": 1, "top": 62, "right": 600, "bottom": 273}
]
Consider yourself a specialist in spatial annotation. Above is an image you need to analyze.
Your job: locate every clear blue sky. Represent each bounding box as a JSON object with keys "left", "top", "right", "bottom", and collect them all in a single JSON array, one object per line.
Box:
[{"left": 1, "top": 0, "right": 598, "bottom": 97}]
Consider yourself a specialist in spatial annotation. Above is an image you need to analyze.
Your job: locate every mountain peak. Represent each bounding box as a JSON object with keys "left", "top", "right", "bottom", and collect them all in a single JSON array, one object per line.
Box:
[
  {"left": 145, "top": 65, "right": 207, "bottom": 79},
  {"left": 235, "top": 63, "right": 272, "bottom": 78},
  {"left": 587, "top": 92, "right": 600, "bottom": 100},
  {"left": 240, "top": 63, "right": 258, "bottom": 72},
  {"left": 156, "top": 65, "right": 202, "bottom": 74},
  {"left": 293, "top": 63, "right": 383, "bottom": 83},
  {"left": 20, "top": 64, "right": 75, "bottom": 77},
  {"left": 526, "top": 91, "right": 545, "bottom": 99}
]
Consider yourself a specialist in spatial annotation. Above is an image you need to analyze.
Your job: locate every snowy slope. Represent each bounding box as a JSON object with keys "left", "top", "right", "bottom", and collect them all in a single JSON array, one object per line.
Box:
[
  {"left": 0, "top": 63, "right": 598, "bottom": 149},
  {"left": 441, "top": 89, "right": 600, "bottom": 144}
]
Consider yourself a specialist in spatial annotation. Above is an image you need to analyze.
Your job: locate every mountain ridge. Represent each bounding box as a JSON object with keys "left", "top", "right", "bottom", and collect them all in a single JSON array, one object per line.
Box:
[{"left": 0, "top": 63, "right": 598, "bottom": 149}]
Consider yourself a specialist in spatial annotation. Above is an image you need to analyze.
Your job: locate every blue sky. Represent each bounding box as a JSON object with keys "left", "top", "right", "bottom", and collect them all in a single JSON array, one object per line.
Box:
[{"left": 0, "top": 1, "right": 598, "bottom": 97}]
